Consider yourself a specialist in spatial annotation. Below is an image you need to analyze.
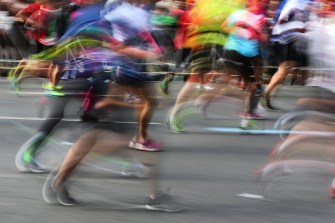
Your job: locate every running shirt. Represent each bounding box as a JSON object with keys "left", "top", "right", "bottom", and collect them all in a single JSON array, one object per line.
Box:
[
  {"left": 19, "top": 3, "right": 41, "bottom": 17},
  {"left": 104, "top": 2, "right": 152, "bottom": 40},
  {"left": 21, "top": 3, "right": 62, "bottom": 44},
  {"left": 271, "top": 0, "right": 310, "bottom": 44},
  {"left": 225, "top": 9, "right": 265, "bottom": 57},
  {"left": 183, "top": 0, "right": 245, "bottom": 48},
  {"left": 57, "top": 3, "right": 106, "bottom": 43},
  {"left": 103, "top": 2, "right": 154, "bottom": 63},
  {"left": 305, "top": 17, "right": 335, "bottom": 93}
]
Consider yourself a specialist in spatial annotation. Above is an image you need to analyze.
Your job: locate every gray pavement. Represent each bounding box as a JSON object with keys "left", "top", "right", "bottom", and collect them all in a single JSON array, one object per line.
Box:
[{"left": 1, "top": 79, "right": 335, "bottom": 223}]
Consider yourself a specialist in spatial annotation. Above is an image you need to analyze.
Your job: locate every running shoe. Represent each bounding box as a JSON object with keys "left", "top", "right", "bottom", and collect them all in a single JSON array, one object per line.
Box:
[
  {"left": 42, "top": 170, "right": 58, "bottom": 204},
  {"left": 239, "top": 119, "right": 263, "bottom": 131},
  {"left": 260, "top": 97, "right": 280, "bottom": 112},
  {"left": 43, "top": 169, "right": 79, "bottom": 205},
  {"left": 42, "top": 83, "right": 63, "bottom": 91},
  {"left": 240, "top": 113, "right": 266, "bottom": 120},
  {"left": 45, "top": 89, "right": 65, "bottom": 97},
  {"left": 25, "top": 159, "right": 49, "bottom": 173},
  {"left": 20, "top": 150, "right": 50, "bottom": 173},
  {"left": 22, "top": 152, "right": 48, "bottom": 173},
  {"left": 129, "top": 138, "right": 161, "bottom": 152},
  {"left": 157, "top": 82, "right": 169, "bottom": 97},
  {"left": 329, "top": 178, "right": 335, "bottom": 199},
  {"left": 146, "top": 189, "right": 184, "bottom": 212},
  {"left": 57, "top": 186, "right": 79, "bottom": 206},
  {"left": 169, "top": 116, "right": 184, "bottom": 133}
]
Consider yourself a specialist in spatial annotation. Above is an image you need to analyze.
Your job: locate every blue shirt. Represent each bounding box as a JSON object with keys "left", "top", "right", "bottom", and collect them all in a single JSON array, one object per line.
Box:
[
  {"left": 58, "top": 3, "right": 105, "bottom": 43},
  {"left": 224, "top": 10, "right": 262, "bottom": 57}
]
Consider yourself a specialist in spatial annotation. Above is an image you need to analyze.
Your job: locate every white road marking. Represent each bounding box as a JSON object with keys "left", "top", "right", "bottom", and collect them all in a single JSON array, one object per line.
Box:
[
  {"left": 237, "top": 193, "right": 265, "bottom": 199},
  {"left": 0, "top": 116, "right": 164, "bottom": 125},
  {"left": 0, "top": 100, "right": 15, "bottom": 103}
]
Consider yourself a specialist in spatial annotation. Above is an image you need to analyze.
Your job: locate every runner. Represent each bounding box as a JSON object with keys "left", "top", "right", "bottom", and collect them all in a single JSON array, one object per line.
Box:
[
  {"left": 14, "top": 0, "right": 108, "bottom": 173},
  {"left": 260, "top": 0, "right": 310, "bottom": 111},
  {"left": 221, "top": 0, "right": 267, "bottom": 129},
  {"left": 41, "top": 0, "right": 183, "bottom": 212},
  {"left": 166, "top": 0, "right": 245, "bottom": 133},
  {"left": 259, "top": 0, "right": 335, "bottom": 199},
  {"left": 156, "top": 0, "right": 195, "bottom": 96},
  {"left": 94, "top": 0, "right": 165, "bottom": 151}
]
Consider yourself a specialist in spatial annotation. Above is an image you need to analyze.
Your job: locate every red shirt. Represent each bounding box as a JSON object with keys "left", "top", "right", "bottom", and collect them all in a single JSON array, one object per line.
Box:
[
  {"left": 22, "top": 3, "right": 57, "bottom": 42},
  {"left": 20, "top": 3, "right": 41, "bottom": 16}
]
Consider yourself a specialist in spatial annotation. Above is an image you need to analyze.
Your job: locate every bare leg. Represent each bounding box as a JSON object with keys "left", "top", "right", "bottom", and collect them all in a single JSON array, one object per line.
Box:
[
  {"left": 136, "top": 84, "right": 158, "bottom": 142},
  {"left": 52, "top": 130, "right": 127, "bottom": 189},
  {"left": 52, "top": 129, "right": 161, "bottom": 198},
  {"left": 95, "top": 83, "right": 158, "bottom": 142},
  {"left": 48, "top": 63, "right": 64, "bottom": 87},
  {"left": 10, "top": 60, "right": 27, "bottom": 80},
  {"left": 174, "top": 75, "right": 202, "bottom": 107},
  {"left": 264, "top": 61, "right": 296, "bottom": 97}
]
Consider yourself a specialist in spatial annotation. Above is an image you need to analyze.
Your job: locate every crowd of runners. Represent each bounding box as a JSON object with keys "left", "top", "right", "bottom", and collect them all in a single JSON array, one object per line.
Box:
[{"left": 0, "top": 0, "right": 335, "bottom": 212}]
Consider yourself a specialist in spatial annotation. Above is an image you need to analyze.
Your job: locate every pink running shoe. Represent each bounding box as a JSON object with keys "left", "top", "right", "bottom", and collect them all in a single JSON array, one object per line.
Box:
[{"left": 129, "top": 139, "right": 161, "bottom": 152}]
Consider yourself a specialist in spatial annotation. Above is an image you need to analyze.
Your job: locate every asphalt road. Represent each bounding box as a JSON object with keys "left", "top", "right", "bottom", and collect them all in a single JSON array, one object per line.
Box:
[{"left": 1, "top": 78, "right": 335, "bottom": 223}]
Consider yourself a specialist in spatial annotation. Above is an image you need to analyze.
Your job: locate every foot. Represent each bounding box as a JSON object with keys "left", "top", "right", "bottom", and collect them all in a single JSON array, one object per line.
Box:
[
  {"left": 157, "top": 82, "right": 169, "bottom": 96},
  {"left": 146, "top": 189, "right": 184, "bottom": 212},
  {"left": 129, "top": 138, "right": 161, "bottom": 152},
  {"left": 260, "top": 97, "right": 280, "bottom": 112},
  {"left": 25, "top": 159, "right": 49, "bottom": 173},
  {"left": 42, "top": 170, "right": 79, "bottom": 206},
  {"left": 22, "top": 153, "right": 49, "bottom": 173},
  {"left": 42, "top": 170, "right": 58, "bottom": 204},
  {"left": 239, "top": 119, "right": 263, "bottom": 131},
  {"left": 57, "top": 186, "right": 80, "bottom": 206},
  {"left": 169, "top": 116, "right": 184, "bottom": 133}
]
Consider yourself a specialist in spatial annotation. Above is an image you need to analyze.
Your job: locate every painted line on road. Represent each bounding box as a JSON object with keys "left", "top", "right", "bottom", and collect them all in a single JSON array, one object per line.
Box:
[
  {"left": 113, "top": 121, "right": 163, "bottom": 125},
  {"left": 3, "top": 90, "right": 177, "bottom": 99},
  {"left": 0, "top": 116, "right": 81, "bottom": 121},
  {"left": 0, "top": 116, "right": 163, "bottom": 125},
  {"left": 0, "top": 173, "right": 140, "bottom": 184},
  {"left": 237, "top": 193, "right": 265, "bottom": 200},
  {"left": 0, "top": 202, "right": 19, "bottom": 206},
  {"left": 4, "top": 90, "right": 45, "bottom": 95},
  {"left": 207, "top": 127, "right": 335, "bottom": 136},
  {"left": 0, "top": 100, "right": 15, "bottom": 103},
  {"left": 0, "top": 173, "right": 29, "bottom": 179}
]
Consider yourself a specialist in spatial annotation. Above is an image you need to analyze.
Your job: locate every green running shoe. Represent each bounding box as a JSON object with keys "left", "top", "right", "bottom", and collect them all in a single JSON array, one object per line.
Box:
[{"left": 170, "top": 116, "right": 184, "bottom": 133}]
